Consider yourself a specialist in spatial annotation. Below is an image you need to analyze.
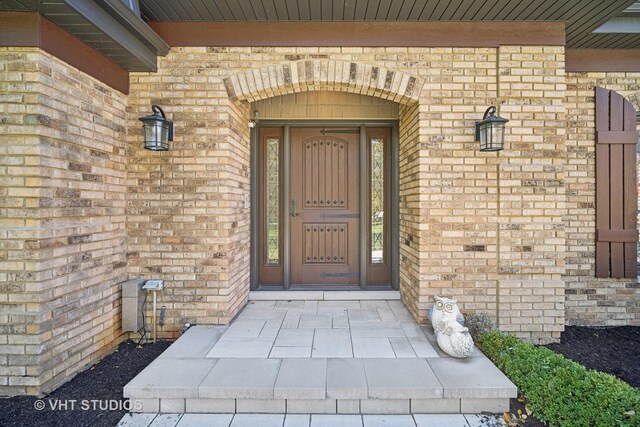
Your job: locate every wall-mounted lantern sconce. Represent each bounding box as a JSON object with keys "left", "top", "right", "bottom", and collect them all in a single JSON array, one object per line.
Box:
[
  {"left": 475, "top": 106, "right": 508, "bottom": 152},
  {"left": 139, "top": 105, "right": 173, "bottom": 151},
  {"left": 248, "top": 110, "right": 259, "bottom": 129}
]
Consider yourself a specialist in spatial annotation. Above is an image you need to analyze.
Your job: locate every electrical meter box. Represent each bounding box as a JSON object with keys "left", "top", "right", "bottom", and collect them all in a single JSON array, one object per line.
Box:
[{"left": 122, "top": 278, "right": 146, "bottom": 332}]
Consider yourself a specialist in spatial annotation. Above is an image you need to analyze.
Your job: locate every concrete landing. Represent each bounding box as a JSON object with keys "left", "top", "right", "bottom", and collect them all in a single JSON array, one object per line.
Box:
[{"left": 123, "top": 298, "right": 516, "bottom": 415}]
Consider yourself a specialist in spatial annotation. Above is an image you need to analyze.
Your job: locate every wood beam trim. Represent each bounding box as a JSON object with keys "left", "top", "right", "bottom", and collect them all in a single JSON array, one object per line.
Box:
[
  {"left": 149, "top": 21, "right": 565, "bottom": 47},
  {"left": 0, "top": 12, "right": 129, "bottom": 94},
  {"left": 567, "top": 49, "right": 640, "bottom": 72}
]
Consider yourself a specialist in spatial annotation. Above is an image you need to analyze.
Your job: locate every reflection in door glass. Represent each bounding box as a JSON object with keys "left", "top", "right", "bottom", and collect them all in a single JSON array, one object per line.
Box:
[
  {"left": 371, "top": 138, "right": 384, "bottom": 264},
  {"left": 266, "top": 138, "right": 279, "bottom": 264}
]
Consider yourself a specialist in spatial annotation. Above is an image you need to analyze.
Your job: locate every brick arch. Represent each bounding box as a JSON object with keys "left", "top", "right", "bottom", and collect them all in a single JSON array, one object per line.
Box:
[{"left": 222, "top": 59, "right": 424, "bottom": 105}]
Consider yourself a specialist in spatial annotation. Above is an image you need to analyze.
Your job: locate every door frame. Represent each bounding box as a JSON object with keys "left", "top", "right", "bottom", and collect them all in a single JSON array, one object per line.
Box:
[{"left": 250, "top": 120, "right": 400, "bottom": 291}]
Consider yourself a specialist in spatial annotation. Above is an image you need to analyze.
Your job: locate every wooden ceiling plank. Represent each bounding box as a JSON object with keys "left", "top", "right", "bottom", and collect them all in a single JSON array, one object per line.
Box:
[
  {"left": 202, "top": 0, "right": 224, "bottom": 20},
  {"left": 173, "top": 1, "right": 195, "bottom": 20},
  {"left": 479, "top": 0, "right": 513, "bottom": 20},
  {"left": 333, "top": 0, "right": 345, "bottom": 20},
  {"left": 407, "top": 0, "right": 428, "bottom": 20},
  {"left": 284, "top": 0, "right": 299, "bottom": 20},
  {"left": 297, "top": 0, "right": 310, "bottom": 20},
  {"left": 377, "top": 0, "right": 393, "bottom": 20},
  {"left": 498, "top": 0, "right": 537, "bottom": 20},
  {"left": 450, "top": 0, "right": 478, "bottom": 19},
  {"left": 187, "top": 0, "right": 214, "bottom": 20},
  {"left": 0, "top": 0, "right": 28, "bottom": 10},
  {"left": 321, "top": 0, "right": 332, "bottom": 20},
  {"left": 175, "top": 0, "right": 201, "bottom": 20},
  {"left": 459, "top": 0, "right": 489, "bottom": 20},
  {"left": 343, "top": 0, "right": 357, "bottom": 20},
  {"left": 215, "top": 0, "right": 237, "bottom": 20},
  {"left": 262, "top": 0, "right": 278, "bottom": 20},
  {"left": 224, "top": 0, "right": 248, "bottom": 20},
  {"left": 353, "top": 0, "right": 367, "bottom": 20},
  {"left": 236, "top": 0, "right": 258, "bottom": 20},
  {"left": 155, "top": 0, "right": 185, "bottom": 20},
  {"left": 527, "top": 0, "right": 566, "bottom": 20},
  {"left": 309, "top": 0, "right": 321, "bottom": 20},
  {"left": 364, "top": 0, "right": 379, "bottom": 20},
  {"left": 441, "top": 0, "right": 468, "bottom": 20},
  {"left": 395, "top": 0, "right": 415, "bottom": 20},
  {"left": 386, "top": 0, "right": 405, "bottom": 20},
  {"left": 142, "top": 0, "right": 173, "bottom": 21},
  {"left": 274, "top": 0, "right": 290, "bottom": 20},
  {"left": 428, "top": 0, "right": 452, "bottom": 20},
  {"left": 567, "top": 0, "right": 631, "bottom": 38},
  {"left": 416, "top": 0, "right": 441, "bottom": 20},
  {"left": 249, "top": 1, "right": 266, "bottom": 20}
]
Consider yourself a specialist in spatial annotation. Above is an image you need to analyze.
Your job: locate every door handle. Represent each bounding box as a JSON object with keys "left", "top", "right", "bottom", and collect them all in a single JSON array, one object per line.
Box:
[{"left": 291, "top": 199, "right": 299, "bottom": 217}]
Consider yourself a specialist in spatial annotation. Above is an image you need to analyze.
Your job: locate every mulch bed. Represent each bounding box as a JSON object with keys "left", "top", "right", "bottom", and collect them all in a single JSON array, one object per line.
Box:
[
  {"left": 0, "top": 340, "right": 171, "bottom": 427},
  {"left": 546, "top": 326, "right": 640, "bottom": 388},
  {"left": 0, "top": 326, "right": 637, "bottom": 427}
]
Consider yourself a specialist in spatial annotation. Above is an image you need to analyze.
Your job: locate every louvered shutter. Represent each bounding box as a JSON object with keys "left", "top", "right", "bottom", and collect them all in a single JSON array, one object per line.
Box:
[{"left": 595, "top": 87, "right": 638, "bottom": 278}]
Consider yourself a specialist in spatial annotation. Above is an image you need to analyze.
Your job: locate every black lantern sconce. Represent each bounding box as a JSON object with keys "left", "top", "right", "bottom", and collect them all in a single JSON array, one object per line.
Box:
[
  {"left": 139, "top": 105, "right": 173, "bottom": 151},
  {"left": 475, "top": 106, "right": 508, "bottom": 152}
]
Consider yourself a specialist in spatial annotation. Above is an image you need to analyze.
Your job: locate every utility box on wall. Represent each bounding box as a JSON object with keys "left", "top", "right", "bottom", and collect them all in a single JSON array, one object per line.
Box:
[{"left": 122, "top": 278, "right": 146, "bottom": 332}]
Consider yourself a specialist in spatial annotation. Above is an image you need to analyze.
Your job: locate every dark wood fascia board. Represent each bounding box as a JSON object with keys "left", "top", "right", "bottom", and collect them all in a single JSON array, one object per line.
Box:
[
  {"left": 149, "top": 21, "right": 565, "bottom": 47},
  {"left": 0, "top": 12, "right": 129, "bottom": 94},
  {"left": 566, "top": 49, "right": 640, "bottom": 72},
  {"left": 40, "top": 16, "right": 130, "bottom": 94},
  {"left": 0, "top": 11, "right": 40, "bottom": 46}
]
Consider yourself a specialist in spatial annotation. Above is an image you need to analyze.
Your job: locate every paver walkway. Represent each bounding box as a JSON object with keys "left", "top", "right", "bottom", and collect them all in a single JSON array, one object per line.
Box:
[
  {"left": 123, "top": 294, "right": 516, "bottom": 415},
  {"left": 116, "top": 413, "right": 503, "bottom": 427}
]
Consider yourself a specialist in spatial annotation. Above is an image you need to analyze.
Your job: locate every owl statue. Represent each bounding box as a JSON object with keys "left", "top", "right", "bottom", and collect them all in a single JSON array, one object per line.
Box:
[
  {"left": 429, "top": 296, "right": 465, "bottom": 330},
  {"left": 435, "top": 320, "right": 474, "bottom": 358},
  {"left": 431, "top": 296, "right": 474, "bottom": 358}
]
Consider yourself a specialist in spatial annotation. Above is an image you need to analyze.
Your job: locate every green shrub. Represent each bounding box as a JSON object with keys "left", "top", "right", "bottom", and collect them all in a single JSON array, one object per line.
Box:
[
  {"left": 464, "top": 312, "right": 497, "bottom": 340},
  {"left": 477, "top": 330, "right": 640, "bottom": 427}
]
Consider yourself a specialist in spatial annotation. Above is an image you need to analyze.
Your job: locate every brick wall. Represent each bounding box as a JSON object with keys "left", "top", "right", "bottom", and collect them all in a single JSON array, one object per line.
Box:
[
  {"left": 128, "top": 47, "right": 567, "bottom": 343},
  {"left": 0, "top": 48, "right": 128, "bottom": 395},
  {"left": 564, "top": 71, "right": 640, "bottom": 326}
]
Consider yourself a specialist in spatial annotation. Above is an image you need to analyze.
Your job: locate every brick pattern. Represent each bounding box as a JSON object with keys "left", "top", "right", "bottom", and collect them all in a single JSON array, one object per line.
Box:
[
  {"left": 128, "top": 47, "right": 568, "bottom": 345},
  {"left": 0, "top": 48, "right": 127, "bottom": 395},
  {"left": 224, "top": 58, "right": 424, "bottom": 104},
  {"left": 8, "top": 45, "right": 640, "bottom": 396},
  {"left": 564, "top": 71, "right": 640, "bottom": 327}
]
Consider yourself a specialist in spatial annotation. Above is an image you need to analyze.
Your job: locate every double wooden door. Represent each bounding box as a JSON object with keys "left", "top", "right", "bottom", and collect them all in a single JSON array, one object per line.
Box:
[{"left": 258, "top": 126, "right": 391, "bottom": 287}]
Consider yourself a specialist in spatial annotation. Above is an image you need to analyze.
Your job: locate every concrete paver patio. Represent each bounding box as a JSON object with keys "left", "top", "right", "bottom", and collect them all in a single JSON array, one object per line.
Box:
[
  {"left": 123, "top": 292, "right": 516, "bottom": 415},
  {"left": 116, "top": 413, "right": 503, "bottom": 427}
]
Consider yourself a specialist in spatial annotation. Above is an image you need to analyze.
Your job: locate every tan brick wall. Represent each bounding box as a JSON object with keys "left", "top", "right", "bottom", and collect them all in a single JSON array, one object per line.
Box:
[
  {"left": 0, "top": 48, "right": 127, "bottom": 395},
  {"left": 564, "top": 71, "right": 640, "bottom": 326},
  {"left": 128, "top": 47, "right": 567, "bottom": 344}
]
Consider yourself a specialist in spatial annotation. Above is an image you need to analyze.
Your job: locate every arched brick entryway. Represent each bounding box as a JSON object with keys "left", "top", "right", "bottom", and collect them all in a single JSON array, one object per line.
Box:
[{"left": 223, "top": 59, "right": 424, "bottom": 105}]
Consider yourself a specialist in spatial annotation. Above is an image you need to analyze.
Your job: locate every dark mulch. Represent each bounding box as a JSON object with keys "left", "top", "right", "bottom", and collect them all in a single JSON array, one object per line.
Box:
[
  {"left": 546, "top": 326, "right": 640, "bottom": 388},
  {"left": 0, "top": 340, "right": 171, "bottom": 427}
]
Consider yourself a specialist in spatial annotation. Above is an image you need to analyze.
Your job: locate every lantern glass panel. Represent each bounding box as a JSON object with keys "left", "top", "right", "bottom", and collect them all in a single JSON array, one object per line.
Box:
[
  {"left": 143, "top": 121, "right": 169, "bottom": 151},
  {"left": 480, "top": 122, "right": 505, "bottom": 152}
]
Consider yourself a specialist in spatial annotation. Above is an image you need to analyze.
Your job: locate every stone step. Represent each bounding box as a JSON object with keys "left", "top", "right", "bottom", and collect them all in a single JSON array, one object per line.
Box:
[{"left": 130, "top": 397, "right": 510, "bottom": 415}]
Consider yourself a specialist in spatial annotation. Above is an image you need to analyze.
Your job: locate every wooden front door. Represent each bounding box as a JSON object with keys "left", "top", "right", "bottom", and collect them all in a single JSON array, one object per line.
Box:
[{"left": 290, "top": 128, "right": 360, "bottom": 285}]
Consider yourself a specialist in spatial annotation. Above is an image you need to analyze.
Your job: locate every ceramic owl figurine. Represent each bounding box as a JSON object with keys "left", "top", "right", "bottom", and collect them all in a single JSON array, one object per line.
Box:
[
  {"left": 430, "top": 296, "right": 464, "bottom": 329},
  {"left": 435, "top": 320, "right": 474, "bottom": 358},
  {"left": 431, "top": 296, "right": 474, "bottom": 358}
]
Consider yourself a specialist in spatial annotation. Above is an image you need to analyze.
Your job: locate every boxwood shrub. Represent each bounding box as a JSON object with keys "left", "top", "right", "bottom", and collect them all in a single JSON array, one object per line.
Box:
[{"left": 477, "top": 330, "right": 640, "bottom": 427}]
